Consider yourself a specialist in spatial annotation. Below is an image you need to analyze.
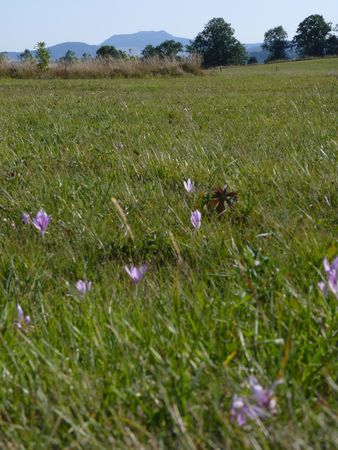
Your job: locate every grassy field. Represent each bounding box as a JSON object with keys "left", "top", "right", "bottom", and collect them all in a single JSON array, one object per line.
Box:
[{"left": 0, "top": 58, "right": 337, "bottom": 449}]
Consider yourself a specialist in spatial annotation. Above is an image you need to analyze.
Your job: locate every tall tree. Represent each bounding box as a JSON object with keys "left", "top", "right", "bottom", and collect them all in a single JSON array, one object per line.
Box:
[
  {"left": 325, "top": 34, "right": 338, "bottom": 55},
  {"left": 20, "top": 49, "right": 34, "bottom": 63},
  {"left": 157, "top": 40, "right": 183, "bottom": 59},
  {"left": 141, "top": 41, "right": 183, "bottom": 59},
  {"left": 96, "top": 46, "right": 127, "bottom": 59},
  {"left": 141, "top": 45, "right": 157, "bottom": 59},
  {"left": 262, "top": 26, "right": 289, "bottom": 61},
  {"left": 35, "top": 42, "right": 50, "bottom": 69},
  {"left": 188, "top": 18, "right": 246, "bottom": 67},
  {"left": 325, "top": 24, "right": 338, "bottom": 55},
  {"left": 59, "top": 50, "right": 78, "bottom": 65},
  {"left": 292, "top": 15, "right": 331, "bottom": 57},
  {"left": 81, "top": 53, "right": 92, "bottom": 61}
]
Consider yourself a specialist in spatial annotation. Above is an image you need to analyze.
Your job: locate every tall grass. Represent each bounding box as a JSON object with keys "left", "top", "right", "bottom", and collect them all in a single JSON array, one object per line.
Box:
[{"left": 0, "top": 55, "right": 203, "bottom": 79}]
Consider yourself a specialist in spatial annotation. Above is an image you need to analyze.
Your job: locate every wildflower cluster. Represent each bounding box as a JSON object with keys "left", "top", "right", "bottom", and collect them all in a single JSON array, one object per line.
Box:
[
  {"left": 22, "top": 209, "right": 51, "bottom": 237},
  {"left": 76, "top": 280, "right": 92, "bottom": 295},
  {"left": 184, "top": 178, "right": 202, "bottom": 230},
  {"left": 230, "top": 376, "right": 282, "bottom": 426},
  {"left": 14, "top": 304, "right": 31, "bottom": 333},
  {"left": 16, "top": 179, "right": 334, "bottom": 431}
]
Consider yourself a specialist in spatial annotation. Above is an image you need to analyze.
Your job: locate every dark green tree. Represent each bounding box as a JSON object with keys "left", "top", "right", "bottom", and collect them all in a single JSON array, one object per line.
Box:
[
  {"left": 59, "top": 50, "right": 78, "bottom": 65},
  {"left": 262, "top": 26, "right": 289, "bottom": 61},
  {"left": 19, "top": 49, "right": 34, "bottom": 62},
  {"left": 188, "top": 18, "right": 246, "bottom": 67},
  {"left": 96, "top": 45, "right": 127, "bottom": 59},
  {"left": 247, "top": 56, "right": 258, "bottom": 64},
  {"left": 35, "top": 42, "right": 50, "bottom": 69},
  {"left": 81, "top": 53, "right": 92, "bottom": 61},
  {"left": 141, "top": 44, "right": 158, "bottom": 59},
  {"left": 325, "top": 34, "right": 338, "bottom": 55},
  {"left": 292, "top": 15, "right": 331, "bottom": 57},
  {"left": 157, "top": 40, "right": 183, "bottom": 59},
  {"left": 141, "top": 41, "right": 183, "bottom": 59}
]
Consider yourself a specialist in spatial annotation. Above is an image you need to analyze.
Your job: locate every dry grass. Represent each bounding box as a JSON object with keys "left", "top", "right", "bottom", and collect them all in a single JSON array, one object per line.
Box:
[{"left": 0, "top": 55, "right": 203, "bottom": 79}]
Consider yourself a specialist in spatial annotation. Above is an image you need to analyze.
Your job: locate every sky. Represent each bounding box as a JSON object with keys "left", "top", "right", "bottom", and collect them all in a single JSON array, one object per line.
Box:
[{"left": 1, "top": 0, "right": 337, "bottom": 51}]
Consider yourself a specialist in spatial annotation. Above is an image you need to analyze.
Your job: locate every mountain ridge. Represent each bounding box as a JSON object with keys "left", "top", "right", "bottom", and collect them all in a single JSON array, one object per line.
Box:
[{"left": 2, "top": 31, "right": 270, "bottom": 62}]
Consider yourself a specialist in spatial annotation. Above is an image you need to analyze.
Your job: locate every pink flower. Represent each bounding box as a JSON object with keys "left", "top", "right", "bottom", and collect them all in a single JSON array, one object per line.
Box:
[{"left": 125, "top": 265, "right": 148, "bottom": 284}]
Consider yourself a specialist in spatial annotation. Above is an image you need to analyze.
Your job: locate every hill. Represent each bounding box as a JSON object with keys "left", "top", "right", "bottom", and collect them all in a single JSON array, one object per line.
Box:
[
  {"left": 44, "top": 42, "right": 99, "bottom": 60},
  {"left": 100, "top": 30, "right": 191, "bottom": 55}
]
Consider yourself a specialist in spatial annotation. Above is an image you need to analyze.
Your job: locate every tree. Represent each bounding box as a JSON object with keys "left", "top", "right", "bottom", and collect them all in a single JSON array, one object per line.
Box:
[
  {"left": 59, "top": 50, "right": 78, "bottom": 65},
  {"left": 141, "top": 41, "right": 183, "bottom": 59},
  {"left": 96, "top": 45, "right": 127, "bottom": 59},
  {"left": 20, "top": 49, "right": 34, "bottom": 63},
  {"left": 325, "top": 34, "right": 338, "bottom": 55},
  {"left": 247, "top": 56, "right": 258, "bottom": 64},
  {"left": 157, "top": 40, "right": 183, "bottom": 59},
  {"left": 141, "top": 44, "right": 158, "bottom": 59},
  {"left": 188, "top": 18, "right": 246, "bottom": 67},
  {"left": 35, "top": 42, "right": 50, "bottom": 69},
  {"left": 262, "top": 26, "right": 289, "bottom": 61},
  {"left": 81, "top": 53, "right": 92, "bottom": 61},
  {"left": 292, "top": 15, "right": 331, "bottom": 57}
]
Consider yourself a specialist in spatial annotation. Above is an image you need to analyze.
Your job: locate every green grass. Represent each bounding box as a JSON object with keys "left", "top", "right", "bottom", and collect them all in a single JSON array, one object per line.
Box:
[{"left": 0, "top": 58, "right": 337, "bottom": 449}]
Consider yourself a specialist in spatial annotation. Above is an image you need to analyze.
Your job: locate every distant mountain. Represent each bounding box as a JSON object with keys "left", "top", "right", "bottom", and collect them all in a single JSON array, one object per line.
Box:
[
  {"left": 245, "top": 43, "right": 264, "bottom": 51},
  {"left": 2, "top": 52, "right": 21, "bottom": 61},
  {"left": 45, "top": 42, "right": 99, "bottom": 60},
  {"left": 100, "top": 30, "right": 191, "bottom": 54}
]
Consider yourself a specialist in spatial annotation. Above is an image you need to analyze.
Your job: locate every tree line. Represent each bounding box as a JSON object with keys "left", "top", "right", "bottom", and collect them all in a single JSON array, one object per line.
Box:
[{"left": 2, "top": 14, "right": 337, "bottom": 70}]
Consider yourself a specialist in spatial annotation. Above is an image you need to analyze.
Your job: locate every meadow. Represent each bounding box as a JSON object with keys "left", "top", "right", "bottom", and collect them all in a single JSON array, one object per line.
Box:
[{"left": 0, "top": 58, "right": 337, "bottom": 449}]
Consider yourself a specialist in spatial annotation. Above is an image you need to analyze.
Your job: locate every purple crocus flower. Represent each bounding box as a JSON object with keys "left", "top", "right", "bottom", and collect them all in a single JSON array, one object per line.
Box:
[
  {"left": 183, "top": 178, "right": 195, "bottom": 193},
  {"left": 76, "top": 280, "right": 92, "bottom": 295},
  {"left": 319, "top": 257, "right": 338, "bottom": 299},
  {"left": 190, "top": 209, "right": 201, "bottom": 230},
  {"left": 230, "top": 377, "right": 282, "bottom": 427},
  {"left": 318, "top": 281, "right": 328, "bottom": 297},
  {"left": 249, "top": 376, "right": 281, "bottom": 415},
  {"left": 324, "top": 257, "right": 338, "bottom": 298},
  {"left": 15, "top": 304, "right": 31, "bottom": 332},
  {"left": 230, "top": 395, "right": 263, "bottom": 426},
  {"left": 32, "top": 209, "right": 51, "bottom": 237},
  {"left": 125, "top": 264, "right": 148, "bottom": 284},
  {"left": 22, "top": 212, "right": 31, "bottom": 224}
]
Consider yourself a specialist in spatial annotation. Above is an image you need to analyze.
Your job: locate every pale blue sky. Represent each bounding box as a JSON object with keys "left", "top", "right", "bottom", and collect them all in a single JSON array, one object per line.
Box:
[{"left": 1, "top": 0, "right": 337, "bottom": 51}]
